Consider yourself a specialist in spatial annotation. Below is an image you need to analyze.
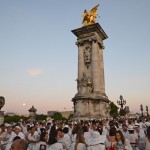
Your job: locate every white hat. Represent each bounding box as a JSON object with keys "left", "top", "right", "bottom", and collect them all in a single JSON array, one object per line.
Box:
[
  {"left": 15, "top": 126, "right": 21, "bottom": 130},
  {"left": 134, "top": 123, "right": 140, "bottom": 128},
  {"left": 128, "top": 125, "right": 134, "bottom": 131},
  {"left": 5, "top": 123, "right": 11, "bottom": 128}
]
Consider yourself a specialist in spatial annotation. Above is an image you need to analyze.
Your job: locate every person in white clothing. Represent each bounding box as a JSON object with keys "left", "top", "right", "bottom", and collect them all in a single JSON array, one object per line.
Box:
[
  {"left": 121, "top": 124, "right": 129, "bottom": 139},
  {"left": 116, "top": 130, "right": 133, "bottom": 150},
  {"left": 126, "top": 125, "right": 137, "bottom": 150},
  {"left": 71, "top": 125, "right": 79, "bottom": 144},
  {"left": 134, "top": 123, "right": 145, "bottom": 150},
  {"left": 28, "top": 126, "right": 39, "bottom": 150},
  {"left": 71, "top": 131, "right": 87, "bottom": 150},
  {"left": 35, "top": 132, "right": 48, "bottom": 150},
  {"left": 143, "top": 126, "right": 150, "bottom": 150},
  {"left": 47, "top": 130, "right": 63, "bottom": 150},
  {"left": 5, "top": 126, "right": 25, "bottom": 150},
  {"left": 57, "top": 128, "right": 71, "bottom": 150}
]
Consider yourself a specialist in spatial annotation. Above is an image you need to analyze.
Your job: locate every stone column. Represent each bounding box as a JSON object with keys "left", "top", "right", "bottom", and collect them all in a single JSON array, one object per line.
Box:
[
  {"left": 77, "top": 41, "right": 84, "bottom": 85},
  {"left": 99, "top": 45, "right": 105, "bottom": 95},
  {"left": 91, "top": 38, "right": 100, "bottom": 94},
  {"left": 0, "top": 111, "right": 4, "bottom": 125},
  {"left": 0, "top": 96, "right": 5, "bottom": 125}
]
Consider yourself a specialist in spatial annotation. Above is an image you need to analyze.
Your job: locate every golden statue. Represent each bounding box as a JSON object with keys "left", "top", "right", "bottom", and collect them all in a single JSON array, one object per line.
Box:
[{"left": 82, "top": 4, "right": 99, "bottom": 27}]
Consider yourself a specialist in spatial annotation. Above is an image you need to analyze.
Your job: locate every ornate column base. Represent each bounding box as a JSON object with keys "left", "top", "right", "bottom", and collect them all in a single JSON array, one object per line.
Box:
[{"left": 72, "top": 95, "right": 110, "bottom": 120}]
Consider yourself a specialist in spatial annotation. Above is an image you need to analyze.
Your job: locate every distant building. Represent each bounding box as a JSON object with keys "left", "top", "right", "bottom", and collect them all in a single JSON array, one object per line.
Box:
[
  {"left": 47, "top": 111, "right": 57, "bottom": 117},
  {"left": 6, "top": 112, "right": 16, "bottom": 116},
  {"left": 60, "top": 111, "right": 73, "bottom": 119},
  {"left": 47, "top": 111, "right": 73, "bottom": 119}
]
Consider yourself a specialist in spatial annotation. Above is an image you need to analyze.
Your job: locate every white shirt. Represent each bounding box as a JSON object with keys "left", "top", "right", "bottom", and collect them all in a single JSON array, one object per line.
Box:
[
  {"left": 8, "top": 131, "right": 25, "bottom": 142},
  {"left": 35, "top": 141, "right": 47, "bottom": 150},
  {"left": 5, "top": 132, "right": 25, "bottom": 150},
  {"left": 71, "top": 134, "right": 76, "bottom": 143},
  {"left": 47, "top": 142, "right": 63, "bottom": 150},
  {"left": 126, "top": 133, "right": 137, "bottom": 144},
  {"left": 71, "top": 143, "right": 87, "bottom": 150},
  {"left": 121, "top": 129, "right": 129, "bottom": 139},
  {"left": 59, "top": 134, "right": 71, "bottom": 149},
  {"left": 144, "top": 136, "right": 150, "bottom": 150},
  {"left": 28, "top": 131, "right": 39, "bottom": 150}
]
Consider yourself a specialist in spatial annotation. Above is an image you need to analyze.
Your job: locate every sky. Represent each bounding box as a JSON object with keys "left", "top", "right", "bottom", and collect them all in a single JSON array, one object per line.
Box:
[{"left": 0, "top": 0, "right": 150, "bottom": 115}]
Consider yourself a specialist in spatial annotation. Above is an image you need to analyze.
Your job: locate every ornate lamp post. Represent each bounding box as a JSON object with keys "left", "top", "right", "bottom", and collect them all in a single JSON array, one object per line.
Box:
[
  {"left": 117, "top": 95, "right": 126, "bottom": 116},
  {"left": 146, "top": 105, "right": 149, "bottom": 117},
  {"left": 140, "top": 104, "right": 143, "bottom": 117}
]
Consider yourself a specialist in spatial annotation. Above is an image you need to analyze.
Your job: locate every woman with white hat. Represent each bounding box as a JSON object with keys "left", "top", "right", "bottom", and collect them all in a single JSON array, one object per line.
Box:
[{"left": 126, "top": 125, "right": 137, "bottom": 150}]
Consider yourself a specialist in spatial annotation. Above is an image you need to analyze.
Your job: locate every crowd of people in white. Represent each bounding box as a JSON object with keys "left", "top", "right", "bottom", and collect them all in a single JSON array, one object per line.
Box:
[{"left": 0, "top": 117, "right": 150, "bottom": 150}]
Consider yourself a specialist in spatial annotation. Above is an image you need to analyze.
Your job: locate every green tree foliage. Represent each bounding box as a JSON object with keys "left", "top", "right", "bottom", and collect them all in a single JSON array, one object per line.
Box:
[
  {"left": 68, "top": 114, "right": 73, "bottom": 120},
  {"left": 52, "top": 112, "right": 63, "bottom": 120},
  {"left": 109, "top": 101, "right": 119, "bottom": 117},
  {"left": 4, "top": 115, "right": 29, "bottom": 123},
  {"left": 35, "top": 114, "right": 47, "bottom": 121}
]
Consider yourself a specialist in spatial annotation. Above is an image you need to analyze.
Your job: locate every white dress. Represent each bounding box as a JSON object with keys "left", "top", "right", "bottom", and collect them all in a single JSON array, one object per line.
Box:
[
  {"left": 35, "top": 141, "right": 47, "bottom": 150},
  {"left": 47, "top": 142, "right": 63, "bottom": 150},
  {"left": 71, "top": 143, "right": 87, "bottom": 150},
  {"left": 28, "top": 131, "right": 39, "bottom": 150},
  {"left": 71, "top": 134, "right": 76, "bottom": 143},
  {"left": 135, "top": 130, "right": 146, "bottom": 150},
  {"left": 126, "top": 133, "right": 137, "bottom": 150},
  {"left": 124, "top": 138, "right": 133, "bottom": 150},
  {"left": 144, "top": 137, "right": 150, "bottom": 150}
]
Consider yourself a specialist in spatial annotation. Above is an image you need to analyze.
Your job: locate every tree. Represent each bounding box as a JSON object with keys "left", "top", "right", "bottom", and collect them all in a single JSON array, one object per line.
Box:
[
  {"left": 4, "top": 115, "right": 29, "bottom": 123},
  {"left": 109, "top": 101, "right": 119, "bottom": 117},
  {"left": 35, "top": 114, "right": 47, "bottom": 121},
  {"left": 52, "top": 112, "right": 63, "bottom": 120},
  {"left": 68, "top": 114, "right": 73, "bottom": 120}
]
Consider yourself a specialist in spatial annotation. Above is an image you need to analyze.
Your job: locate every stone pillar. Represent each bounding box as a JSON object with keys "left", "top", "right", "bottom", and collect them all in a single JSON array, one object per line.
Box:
[
  {"left": 0, "top": 111, "right": 4, "bottom": 125},
  {"left": 91, "top": 38, "right": 100, "bottom": 94},
  {"left": 77, "top": 41, "right": 84, "bottom": 82},
  {"left": 99, "top": 45, "right": 106, "bottom": 96},
  {"left": 72, "top": 23, "right": 110, "bottom": 119},
  {"left": 0, "top": 96, "right": 5, "bottom": 125}
]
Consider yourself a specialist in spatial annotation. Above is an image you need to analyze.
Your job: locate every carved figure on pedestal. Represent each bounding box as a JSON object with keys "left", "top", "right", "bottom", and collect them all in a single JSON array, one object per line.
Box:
[
  {"left": 0, "top": 97, "right": 5, "bottom": 110},
  {"left": 77, "top": 73, "right": 93, "bottom": 94},
  {"left": 76, "top": 79, "right": 82, "bottom": 94},
  {"left": 87, "top": 78, "right": 93, "bottom": 93},
  {"left": 84, "top": 45, "right": 91, "bottom": 68}
]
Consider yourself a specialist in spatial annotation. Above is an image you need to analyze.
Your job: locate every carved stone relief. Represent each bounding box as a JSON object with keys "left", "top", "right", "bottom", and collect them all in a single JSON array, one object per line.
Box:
[
  {"left": 76, "top": 72, "right": 93, "bottom": 94},
  {"left": 84, "top": 44, "right": 91, "bottom": 68}
]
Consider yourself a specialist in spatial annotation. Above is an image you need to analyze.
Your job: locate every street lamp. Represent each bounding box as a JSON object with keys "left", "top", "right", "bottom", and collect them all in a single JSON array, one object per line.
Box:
[
  {"left": 146, "top": 105, "right": 149, "bottom": 117},
  {"left": 117, "top": 95, "right": 126, "bottom": 116},
  {"left": 140, "top": 104, "right": 143, "bottom": 117}
]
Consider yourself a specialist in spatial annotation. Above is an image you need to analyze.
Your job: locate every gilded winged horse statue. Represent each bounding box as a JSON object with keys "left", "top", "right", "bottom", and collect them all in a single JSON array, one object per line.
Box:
[{"left": 82, "top": 4, "right": 99, "bottom": 26}]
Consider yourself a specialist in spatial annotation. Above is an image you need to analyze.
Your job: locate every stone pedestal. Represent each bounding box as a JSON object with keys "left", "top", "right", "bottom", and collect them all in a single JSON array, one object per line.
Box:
[
  {"left": 0, "top": 111, "right": 4, "bottom": 125},
  {"left": 72, "top": 23, "right": 110, "bottom": 119},
  {"left": 0, "top": 96, "right": 5, "bottom": 124}
]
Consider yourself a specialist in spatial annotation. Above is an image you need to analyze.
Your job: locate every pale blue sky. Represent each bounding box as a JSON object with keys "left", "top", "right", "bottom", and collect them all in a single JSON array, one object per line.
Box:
[{"left": 0, "top": 0, "right": 150, "bottom": 114}]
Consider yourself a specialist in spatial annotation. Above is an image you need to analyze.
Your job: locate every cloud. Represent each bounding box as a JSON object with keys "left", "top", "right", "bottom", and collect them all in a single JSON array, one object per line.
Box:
[{"left": 27, "top": 68, "right": 42, "bottom": 77}]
